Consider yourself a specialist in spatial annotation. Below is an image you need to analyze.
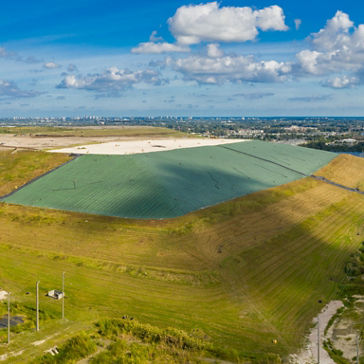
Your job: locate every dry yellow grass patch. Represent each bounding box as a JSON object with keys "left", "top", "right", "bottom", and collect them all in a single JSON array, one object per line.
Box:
[{"left": 315, "top": 154, "right": 364, "bottom": 190}]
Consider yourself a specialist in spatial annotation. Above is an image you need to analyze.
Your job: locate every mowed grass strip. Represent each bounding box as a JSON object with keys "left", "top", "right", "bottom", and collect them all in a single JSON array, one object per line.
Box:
[{"left": 2, "top": 141, "right": 336, "bottom": 218}]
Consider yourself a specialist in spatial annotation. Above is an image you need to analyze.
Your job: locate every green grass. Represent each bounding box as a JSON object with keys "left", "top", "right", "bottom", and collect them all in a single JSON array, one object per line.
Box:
[
  {"left": 0, "top": 151, "right": 362, "bottom": 362},
  {"left": 0, "top": 126, "right": 187, "bottom": 138},
  {"left": 0, "top": 150, "right": 71, "bottom": 196},
  {"left": 32, "top": 333, "right": 96, "bottom": 363},
  {"left": 32, "top": 318, "right": 248, "bottom": 363},
  {"left": 2, "top": 141, "right": 336, "bottom": 218}
]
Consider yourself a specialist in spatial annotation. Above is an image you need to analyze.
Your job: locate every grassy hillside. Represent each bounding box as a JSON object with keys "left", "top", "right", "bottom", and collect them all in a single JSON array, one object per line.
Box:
[
  {"left": 0, "top": 152, "right": 363, "bottom": 362},
  {"left": 0, "top": 150, "right": 71, "bottom": 196},
  {"left": 316, "top": 153, "right": 364, "bottom": 191},
  {"left": 2, "top": 141, "right": 336, "bottom": 218}
]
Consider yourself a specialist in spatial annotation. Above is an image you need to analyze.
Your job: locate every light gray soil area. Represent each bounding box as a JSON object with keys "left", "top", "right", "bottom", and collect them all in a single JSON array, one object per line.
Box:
[
  {"left": 0, "top": 134, "right": 134, "bottom": 150},
  {"left": 290, "top": 297, "right": 363, "bottom": 364},
  {"left": 290, "top": 301, "right": 344, "bottom": 364},
  {"left": 327, "top": 296, "right": 363, "bottom": 363}
]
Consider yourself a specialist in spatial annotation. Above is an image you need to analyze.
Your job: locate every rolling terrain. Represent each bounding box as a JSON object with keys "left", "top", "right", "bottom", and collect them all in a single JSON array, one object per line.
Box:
[{"left": 0, "top": 149, "right": 363, "bottom": 362}]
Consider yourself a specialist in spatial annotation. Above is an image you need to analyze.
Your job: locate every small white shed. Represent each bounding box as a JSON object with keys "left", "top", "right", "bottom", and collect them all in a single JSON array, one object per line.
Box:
[{"left": 48, "top": 290, "right": 64, "bottom": 300}]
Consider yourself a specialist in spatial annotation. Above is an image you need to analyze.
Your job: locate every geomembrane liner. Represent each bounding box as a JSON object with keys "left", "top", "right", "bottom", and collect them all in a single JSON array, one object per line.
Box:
[{"left": 1, "top": 141, "right": 336, "bottom": 219}]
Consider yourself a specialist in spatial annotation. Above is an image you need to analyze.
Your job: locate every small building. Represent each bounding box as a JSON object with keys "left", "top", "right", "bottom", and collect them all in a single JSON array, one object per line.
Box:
[
  {"left": 340, "top": 138, "right": 357, "bottom": 145},
  {"left": 48, "top": 290, "right": 64, "bottom": 300},
  {"left": 0, "top": 290, "right": 8, "bottom": 301}
]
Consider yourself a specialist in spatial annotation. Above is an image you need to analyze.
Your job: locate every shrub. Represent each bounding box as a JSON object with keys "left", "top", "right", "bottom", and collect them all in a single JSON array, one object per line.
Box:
[{"left": 33, "top": 333, "right": 96, "bottom": 363}]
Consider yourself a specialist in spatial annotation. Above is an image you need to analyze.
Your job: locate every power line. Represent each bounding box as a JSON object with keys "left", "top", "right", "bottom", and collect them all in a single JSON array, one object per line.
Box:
[
  {"left": 36, "top": 281, "right": 40, "bottom": 332},
  {"left": 7, "top": 292, "right": 10, "bottom": 345},
  {"left": 62, "top": 272, "right": 65, "bottom": 320}
]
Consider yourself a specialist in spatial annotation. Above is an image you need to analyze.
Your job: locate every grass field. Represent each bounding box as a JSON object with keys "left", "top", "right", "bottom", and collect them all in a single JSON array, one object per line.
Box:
[
  {"left": 0, "top": 126, "right": 186, "bottom": 138},
  {"left": 0, "top": 150, "right": 363, "bottom": 362},
  {"left": 2, "top": 141, "right": 336, "bottom": 218}
]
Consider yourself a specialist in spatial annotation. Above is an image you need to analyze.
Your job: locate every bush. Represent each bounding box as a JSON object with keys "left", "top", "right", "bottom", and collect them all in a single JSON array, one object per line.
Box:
[
  {"left": 33, "top": 333, "right": 96, "bottom": 363},
  {"left": 96, "top": 318, "right": 208, "bottom": 351}
]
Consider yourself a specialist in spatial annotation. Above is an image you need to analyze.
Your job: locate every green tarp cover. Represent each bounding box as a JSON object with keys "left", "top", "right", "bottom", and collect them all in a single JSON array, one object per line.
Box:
[{"left": 1, "top": 141, "right": 336, "bottom": 219}]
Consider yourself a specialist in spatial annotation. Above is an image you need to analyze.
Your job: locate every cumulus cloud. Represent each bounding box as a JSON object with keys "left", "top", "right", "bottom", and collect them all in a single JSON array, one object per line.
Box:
[
  {"left": 44, "top": 62, "right": 60, "bottom": 69},
  {"left": 132, "top": 2, "right": 288, "bottom": 54},
  {"left": 323, "top": 75, "right": 358, "bottom": 88},
  {"left": 311, "top": 11, "right": 353, "bottom": 51},
  {"left": 206, "top": 44, "right": 223, "bottom": 58},
  {"left": 132, "top": 29, "right": 190, "bottom": 54},
  {"left": 57, "top": 67, "right": 164, "bottom": 96},
  {"left": 0, "top": 80, "right": 40, "bottom": 99},
  {"left": 167, "top": 54, "right": 291, "bottom": 84},
  {"left": 168, "top": 2, "right": 288, "bottom": 45},
  {"left": 131, "top": 42, "right": 189, "bottom": 54},
  {"left": 296, "top": 11, "right": 364, "bottom": 87}
]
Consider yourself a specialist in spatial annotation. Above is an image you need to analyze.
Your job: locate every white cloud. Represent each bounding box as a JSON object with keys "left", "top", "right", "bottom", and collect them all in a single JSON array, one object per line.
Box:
[
  {"left": 57, "top": 67, "right": 164, "bottom": 96},
  {"left": 294, "top": 19, "right": 302, "bottom": 30},
  {"left": 168, "top": 2, "right": 288, "bottom": 45},
  {"left": 206, "top": 43, "right": 223, "bottom": 58},
  {"left": 311, "top": 11, "right": 353, "bottom": 51},
  {"left": 323, "top": 75, "right": 358, "bottom": 88},
  {"left": 167, "top": 54, "right": 291, "bottom": 84},
  {"left": 297, "top": 11, "right": 364, "bottom": 82},
  {"left": 44, "top": 62, "right": 60, "bottom": 69},
  {"left": 149, "top": 30, "right": 163, "bottom": 42},
  {"left": 255, "top": 5, "right": 288, "bottom": 32},
  {"left": 131, "top": 42, "right": 189, "bottom": 54},
  {"left": 295, "top": 11, "right": 364, "bottom": 87},
  {"left": 296, "top": 50, "right": 322, "bottom": 75}
]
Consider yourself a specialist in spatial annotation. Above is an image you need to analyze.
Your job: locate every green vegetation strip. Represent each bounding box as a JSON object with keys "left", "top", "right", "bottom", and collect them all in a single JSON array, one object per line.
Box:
[
  {"left": 2, "top": 141, "right": 336, "bottom": 218},
  {"left": 0, "top": 126, "right": 186, "bottom": 138}
]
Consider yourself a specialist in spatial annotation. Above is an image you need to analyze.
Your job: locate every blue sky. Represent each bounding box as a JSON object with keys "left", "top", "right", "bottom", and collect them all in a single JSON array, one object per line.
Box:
[{"left": 1, "top": 0, "right": 364, "bottom": 116}]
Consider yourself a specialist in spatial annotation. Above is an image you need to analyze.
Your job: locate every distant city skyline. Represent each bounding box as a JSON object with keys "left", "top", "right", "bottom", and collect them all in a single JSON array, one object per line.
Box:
[{"left": 1, "top": 0, "right": 364, "bottom": 116}]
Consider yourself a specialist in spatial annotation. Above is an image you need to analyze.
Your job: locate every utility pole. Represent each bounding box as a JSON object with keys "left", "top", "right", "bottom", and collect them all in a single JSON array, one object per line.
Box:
[
  {"left": 62, "top": 272, "right": 65, "bottom": 320},
  {"left": 317, "top": 316, "right": 320, "bottom": 364},
  {"left": 357, "top": 335, "right": 360, "bottom": 364},
  {"left": 36, "top": 281, "right": 40, "bottom": 332},
  {"left": 7, "top": 293, "right": 10, "bottom": 345}
]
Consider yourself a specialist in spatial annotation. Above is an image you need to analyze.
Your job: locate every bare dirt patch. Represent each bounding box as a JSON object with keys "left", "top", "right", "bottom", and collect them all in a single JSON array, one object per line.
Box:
[
  {"left": 49, "top": 138, "right": 243, "bottom": 155},
  {"left": 0, "top": 134, "right": 131, "bottom": 150},
  {"left": 290, "top": 301, "right": 344, "bottom": 364},
  {"left": 0, "top": 125, "right": 190, "bottom": 150}
]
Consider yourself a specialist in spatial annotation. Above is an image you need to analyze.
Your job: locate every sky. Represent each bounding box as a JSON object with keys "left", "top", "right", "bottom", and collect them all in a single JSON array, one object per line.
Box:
[{"left": 1, "top": 0, "right": 364, "bottom": 117}]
